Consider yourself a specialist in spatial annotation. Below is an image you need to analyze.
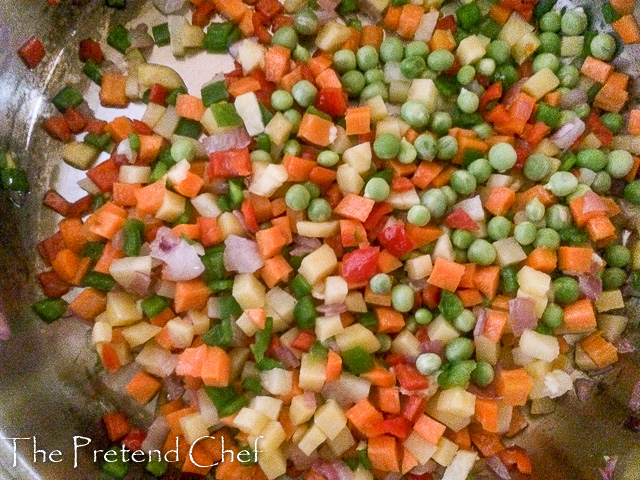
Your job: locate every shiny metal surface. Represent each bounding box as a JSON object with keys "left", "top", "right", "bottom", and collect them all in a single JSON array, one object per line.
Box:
[{"left": 0, "top": 1, "right": 639, "bottom": 478}]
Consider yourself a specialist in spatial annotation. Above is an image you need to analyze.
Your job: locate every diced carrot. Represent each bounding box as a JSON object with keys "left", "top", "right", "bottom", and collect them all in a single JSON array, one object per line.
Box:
[
  {"left": 563, "top": 299, "right": 597, "bottom": 333},
  {"left": 367, "top": 435, "right": 400, "bottom": 472},
  {"left": 307, "top": 54, "right": 332, "bottom": 78},
  {"left": 271, "top": 215, "right": 293, "bottom": 244},
  {"left": 69, "top": 287, "right": 107, "bottom": 321},
  {"left": 376, "top": 387, "right": 401, "bottom": 415},
  {"left": 360, "top": 363, "right": 396, "bottom": 388},
  {"left": 340, "top": 219, "right": 367, "bottom": 248},
  {"left": 515, "top": 185, "right": 557, "bottom": 211},
  {"left": 628, "top": 109, "right": 640, "bottom": 135},
  {"left": 227, "top": 76, "right": 261, "bottom": 97},
  {"left": 484, "top": 186, "right": 516, "bottom": 216},
  {"left": 499, "top": 447, "right": 533, "bottom": 475},
  {"left": 427, "top": 257, "right": 465, "bottom": 292},
  {"left": 610, "top": 0, "right": 636, "bottom": 15},
  {"left": 411, "top": 161, "right": 443, "bottom": 189},
  {"left": 256, "top": 226, "right": 287, "bottom": 259},
  {"left": 397, "top": 4, "right": 423, "bottom": 39},
  {"left": 297, "top": 113, "right": 334, "bottom": 147},
  {"left": 172, "top": 223, "right": 200, "bottom": 241},
  {"left": 176, "top": 345, "right": 208, "bottom": 378},
  {"left": 103, "top": 412, "right": 131, "bottom": 442},
  {"left": 489, "top": 3, "right": 511, "bottom": 24},
  {"left": 612, "top": 14, "right": 640, "bottom": 44},
  {"left": 325, "top": 349, "right": 343, "bottom": 381},
  {"left": 469, "top": 424, "right": 505, "bottom": 457},
  {"left": 260, "top": 254, "right": 293, "bottom": 288},
  {"left": 569, "top": 193, "right": 607, "bottom": 227},
  {"left": 282, "top": 154, "right": 317, "bottom": 182},
  {"left": 94, "top": 242, "right": 124, "bottom": 274},
  {"left": 51, "top": 248, "right": 82, "bottom": 284},
  {"left": 334, "top": 194, "right": 375, "bottom": 223},
  {"left": 446, "top": 426, "right": 471, "bottom": 450},
  {"left": 401, "top": 448, "right": 419, "bottom": 475},
  {"left": 174, "top": 279, "right": 210, "bottom": 313},
  {"left": 360, "top": 25, "right": 383, "bottom": 48},
  {"left": 126, "top": 371, "right": 162, "bottom": 404},
  {"left": 382, "top": 6, "right": 402, "bottom": 30},
  {"left": 316, "top": 68, "right": 342, "bottom": 90},
  {"left": 557, "top": 246, "right": 593, "bottom": 274},
  {"left": 524, "top": 247, "right": 557, "bottom": 274},
  {"left": 43, "top": 116, "right": 72, "bottom": 143},
  {"left": 458, "top": 288, "right": 483, "bottom": 307},
  {"left": 264, "top": 45, "right": 291, "bottom": 83},
  {"left": 174, "top": 171, "right": 204, "bottom": 198},
  {"left": 607, "top": 71, "right": 629, "bottom": 90},
  {"left": 452, "top": 136, "right": 489, "bottom": 165},
  {"left": 414, "top": 414, "right": 447, "bottom": 445},
  {"left": 175, "top": 94, "right": 206, "bottom": 121},
  {"left": 375, "top": 307, "right": 405, "bottom": 334},
  {"left": 594, "top": 78, "right": 629, "bottom": 112},
  {"left": 495, "top": 369, "right": 533, "bottom": 406},
  {"left": 212, "top": 0, "right": 248, "bottom": 21},
  {"left": 346, "top": 398, "right": 384, "bottom": 437},
  {"left": 474, "top": 265, "right": 500, "bottom": 300},
  {"left": 181, "top": 440, "right": 214, "bottom": 475},
  {"left": 201, "top": 346, "right": 231, "bottom": 386},
  {"left": 580, "top": 332, "right": 619, "bottom": 368},
  {"left": 483, "top": 310, "right": 508, "bottom": 342},
  {"left": 586, "top": 215, "right": 616, "bottom": 245},
  {"left": 100, "top": 73, "right": 129, "bottom": 108},
  {"left": 430, "top": 165, "right": 457, "bottom": 188},
  {"left": 105, "top": 116, "right": 133, "bottom": 143},
  {"left": 345, "top": 106, "right": 371, "bottom": 135},
  {"left": 341, "top": 27, "right": 361, "bottom": 52},
  {"left": 429, "top": 29, "right": 456, "bottom": 51},
  {"left": 85, "top": 208, "right": 126, "bottom": 240},
  {"left": 475, "top": 398, "right": 499, "bottom": 433},
  {"left": 377, "top": 249, "right": 403, "bottom": 274},
  {"left": 405, "top": 224, "right": 442, "bottom": 249},
  {"left": 58, "top": 218, "right": 87, "bottom": 253},
  {"left": 166, "top": 406, "right": 199, "bottom": 435},
  {"left": 134, "top": 181, "right": 166, "bottom": 215},
  {"left": 459, "top": 263, "right": 477, "bottom": 289},
  {"left": 112, "top": 182, "right": 140, "bottom": 207},
  {"left": 580, "top": 56, "right": 614, "bottom": 84}
]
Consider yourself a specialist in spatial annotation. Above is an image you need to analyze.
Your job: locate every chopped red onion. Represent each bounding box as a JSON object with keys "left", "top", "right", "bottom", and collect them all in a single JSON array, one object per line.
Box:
[
  {"left": 614, "top": 338, "right": 636, "bottom": 354},
  {"left": 111, "top": 228, "right": 125, "bottom": 250},
  {"left": 313, "top": 460, "right": 339, "bottom": 480},
  {"left": 116, "top": 138, "right": 137, "bottom": 164},
  {"left": 559, "top": 88, "right": 588, "bottom": 109},
  {"left": 485, "top": 455, "right": 512, "bottom": 480},
  {"left": 223, "top": 235, "right": 264, "bottom": 273},
  {"left": 141, "top": 416, "right": 170, "bottom": 452},
  {"left": 474, "top": 308, "right": 488, "bottom": 338},
  {"left": 599, "top": 456, "right": 618, "bottom": 480},
  {"left": 0, "top": 310, "right": 11, "bottom": 341},
  {"left": 163, "top": 374, "right": 185, "bottom": 401},
  {"left": 316, "top": 9, "right": 338, "bottom": 25},
  {"left": 150, "top": 227, "right": 205, "bottom": 281},
  {"left": 153, "top": 0, "right": 186, "bottom": 14},
  {"left": 129, "top": 24, "right": 154, "bottom": 50},
  {"left": 623, "top": 415, "right": 640, "bottom": 432},
  {"left": 509, "top": 297, "right": 537, "bottom": 338},
  {"left": 419, "top": 340, "right": 444, "bottom": 356},
  {"left": 125, "top": 271, "right": 152, "bottom": 297},
  {"left": 579, "top": 275, "right": 603, "bottom": 301},
  {"left": 303, "top": 391, "right": 317, "bottom": 409},
  {"left": 317, "top": 303, "right": 348, "bottom": 315},
  {"left": 503, "top": 78, "right": 528, "bottom": 108},
  {"left": 201, "top": 128, "right": 251, "bottom": 155},
  {"left": 574, "top": 378, "right": 597, "bottom": 403},
  {"left": 326, "top": 339, "right": 340, "bottom": 353},
  {"left": 286, "top": 444, "right": 317, "bottom": 470},
  {"left": 551, "top": 117, "right": 586, "bottom": 150},
  {"left": 628, "top": 380, "right": 640, "bottom": 412},
  {"left": 232, "top": 210, "right": 250, "bottom": 234},
  {"left": 274, "top": 345, "right": 300, "bottom": 369},
  {"left": 332, "top": 461, "right": 354, "bottom": 480},
  {"left": 318, "top": 0, "right": 339, "bottom": 11},
  {"left": 210, "top": 178, "right": 230, "bottom": 195},
  {"left": 290, "top": 235, "right": 322, "bottom": 256}
]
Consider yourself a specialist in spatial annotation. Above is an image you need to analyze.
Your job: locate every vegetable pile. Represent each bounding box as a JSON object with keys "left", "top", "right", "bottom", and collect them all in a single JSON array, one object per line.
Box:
[{"left": 17, "top": 0, "right": 640, "bottom": 478}]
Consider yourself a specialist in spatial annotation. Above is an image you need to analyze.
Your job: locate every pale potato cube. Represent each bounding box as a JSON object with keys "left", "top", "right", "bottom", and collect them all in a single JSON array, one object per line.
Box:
[
  {"left": 516, "top": 289, "right": 548, "bottom": 318},
  {"left": 299, "top": 353, "right": 327, "bottom": 392},
  {"left": 218, "top": 211, "right": 245, "bottom": 239},
  {"left": 109, "top": 256, "right": 152, "bottom": 288},
  {"left": 92, "top": 321, "right": 112, "bottom": 345},
  {"left": 522, "top": 68, "right": 560, "bottom": 100},
  {"left": 517, "top": 266, "right": 551, "bottom": 297},
  {"left": 595, "top": 290, "right": 624, "bottom": 312},
  {"left": 315, "top": 22, "right": 352, "bottom": 53},
  {"left": 233, "top": 273, "right": 266, "bottom": 309},
  {"left": 403, "top": 431, "right": 438, "bottom": 464},
  {"left": 387, "top": 189, "right": 420, "bottom": 210},
  {"left": 137, "top": 63, "right": 185, "bottom": 91},
  {"left": 441, "top": 450, "right": 478, "bottom": 480},
  {"left": 512, "top": 31, "right": 540, "bottom": 64},
  {"left": 406, "top": 254, "right": 433, "bottom": 280},
  {"left": 366, "top": 95, "right": 388, "bottom": 122},
  {"left": 261, "top": 368, "right": 293, "bottom": 396},
  {"left": 345, "top": 291, "right": 367, "bottom": 313},
  {"left": 597, "top": 314, "right": 628, "bottom": 342},
  {"left": 335, "top": 373, "right": 371, "bottom": 403},
  {"left": 233, "top": 408, "right": 270, "bottom": 436},
  {"left": 314, "top": 399, "right": 347, "bottom": 440},
  {"left": 256, "top": 421, "right": 286, "bottom": 452},
  {"left": 432, "top": 437, "right": 459, "bottom": 467},
  {"left": 499, "top": 12, "right": 534, "bottom": 47},
  {"left": 265, "top": 112, "right": 293, "bottom": 146},
  {"left": 324, "top": 276, "right": 348, "bottom": 305},
  {"left": 390, "top": 329, "right": 421, "bottom": 357},
  {"left": 237, "top": 39, "right": 266, "bottom": 75},
  {"left": 408, "top": 79, "right": 439, "bottom": 112},
  {"left": 297, "top": 424, "right": 327, "bottom": 455},
  {"left": 427, "top": 315, "right": 460, "bottom": 344},
  {"left": 519, "top": 329, "right": 559, "bottom": 362},
  {"left": 235, "top": 92, "right": 265, "bottom": 136},
  {"left": 290, "top": 394, "right": 317, "bottom": 425},
  {"left": 326, "top": 427, "right": 355, "bottom": 456},
  {"left": 141, "top": 103, "right": 166, "bottom": 128},
  {"left": 156, "top": 190, "right": 186, "bottom": 222},
  {"left": 250, "top": 396, "right": 283, "bottom": 420},
  {"left": 191, "top": 193, "right": 222, "bottom": 218},
  {"left": 179, "top": 412, "right": 209, "bottom": 445},
  {"left": 166, "top": 317, "right": 195, "bottom": 349},
  {"left": 375, "top": 117, "right": 402, "bottom": 138},
  {"left": 497, "top": 402, "right": 513, "bottom": 434},
  {"left": 121, "top": 322, "right": 161, "bottom": 348},
  {"left": 364, "top": 0, "right": 389, "bottom": 14},
  {"left": 266, "top": 287, "right": 297, "bottom": 326},
  {"left": 187, "top": 310, "right": 210, "bottom": 335},
  {"left": 437, "top": 387, "right": 476, "bottom": 418},
  {"left": 236, "top": 311, "right": 259, "bottom": 337},
  {"left": 299, "top": 244, "right": 338, "bottom": 285},
  {"left": 297, "top": 221, "right": 340, "bottom": 238},
  {"left": 258, "top": 449, "right": 287, "bottom": 480},
  {"left": 106, "top": 292, "right": 142, "bottom": 326},
  {"left": 353, "top": 466, "right": 374, "bottom": 480},
  {"left": 153, "top": 105, "right": 180, "bottom": 139},
  {"left": 493, "top": 237, "right": 528, "bottom": 266},
  {"left": 343, "top": 142, "right": 372, "bottom": 175},
  {"left": 474, "top": 334, "right": 500, "bottom": 365},
  {"left": 315, "top": 315, "right": 344, "bottom": 342},
  {"left": 135, "top": 341, "right": 177, "bottom": 378},
  {"left": 433, "top": 232, "right": 455, "bottom": 260},
  {"left": 249, "top": 164, "right": 288, "bottom": 198},
  {"left": 335, "top": 324, "right": 381, "bottom": 353},
  {"left": 119, "top": 165, "right": 151, "bottom": 184},
  {"left": 456, "top": 35, "right": 490, "bottom": 65},
  {"left": 337, "top": 164, "right": 365, "bottom": 195}
]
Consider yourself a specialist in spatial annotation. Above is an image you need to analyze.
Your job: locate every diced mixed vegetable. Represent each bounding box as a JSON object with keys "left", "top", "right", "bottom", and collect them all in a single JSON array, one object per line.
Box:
[{"left": 15, "top": 0, "right": 640, "bottom": 478}]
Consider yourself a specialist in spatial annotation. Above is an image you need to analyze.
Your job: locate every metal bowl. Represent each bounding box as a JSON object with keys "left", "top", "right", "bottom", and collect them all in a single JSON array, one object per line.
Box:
[{"left": 1, "top": 1, "right": 640, "bottom": 478}]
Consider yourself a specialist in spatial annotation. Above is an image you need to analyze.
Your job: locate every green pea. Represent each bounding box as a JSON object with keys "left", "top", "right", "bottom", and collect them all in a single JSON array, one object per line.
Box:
[
  {"left": 440, "top": 185, "right": 457, "bottom": 207},
  {"left": 391, "top": 284, "right": 415, "bottom": 313},
  {"left": 476, "top": 58, "right": 496, "bottom": 77},
  {"left": 380, "top": 37, "right": 404, "bottom": 63},
  {"left": 592, "top": 171, "right": 612, "bottom": 194},
  {"left": 514, "top": 221, "right": 537, "bottom": 246},
  {"left": 291, "top": 80, "right": 317, "bottom": 107},
  {"left": 416, "top": 352, "right": 441, "bottom": 375},
  {"left": 547, "top": 171, "right": 578, "bottom": 197},
  {"left": 453, "top": 247, "right": 468, "bottom": 264},
  {"left": 401, "top": 56, "right": 427, "bottom": 79},
  {"left": 533, "top": 52, "right": 560, "bottom": 73},
  {"left": 293, "top": 44, "right": 310, "bottom": 62},
  {"left": 341, "top": 70, "right": 366, "bottom": 97},
  {"left": 271, "top": 90, "right": 294, "bottom": 111},
  {"left": 364, "top": 69, "right": 384, "bottom": 84},
  {"left": 540, "top": 10, "right": 561, "bottom": 32},
  {"left": 272, "top": 26, "right": 298, "bottom": 50},
  {"left": 438, "top": 360, "right": 476, "bottom": 388},
  {"left": 524, "top": 153, "right": 551, "bottom": 181},
  {"left": 421, "top": 189, "right": 448, "bottom": 218},
  {"left": 407, "top": 205, "right": 431, "bottom": 227},
  {"left": 436, "top": 135, "right": 458, "bottom": 160},
  {"left": 560, "top": 110, "right": 578, "bottom": 126},
  {"left": 283, "top": 139, "right": 302, "bottom": 157},
  {"left": 561, "top": 9, "right": 587, "bottom": 35},
  {"left": 624, "top": 180, "right": 640, "bottom": 205},
  {"left": 452, "top": 229, "right": 474, "bottom": 249},
  {"left": 457, "top": 88, "right": 480, "bottom": 114},
  {"left": 445, "top": 337, "right": 475, "bottom": 362},
  {"left": 414, "top": 134, "right": 437, "bottom": 161},
  {"left": 397, "top": 139, "right": 417, "bottom": 164},
  {"left": 364, "top": 177, "right": 390, "bottom": 202},
  {"left": 405, "top": 40, "right": 430, "bottom": 59},
  {"left": 450, "top": 169, "right": 476, "bottom": 196},
  {"left": 576, "top": 149, "right": 607, "bottom": 172},
  {"left": 453, "top": 309, "right": 476, "bottom": 333},
  {"left": 333, "top": 49, "right": 357, "bottom": 73},
  {"left": 539, "top": 32, "right": 561, "bottom": 55},
  {"left": 317, "top": 150, "right": 339, "bottom": 167},
  {"left": 487, "top": 216, "right": 511, "bottom": 241},
  {"left": 357, "top": 45, "right": 379, "bottom": 71},
  {"left": 601, "top": 113, "right": 624, "bottom": 134},
  {"left": 487, "top": 39, "right": 511, "bottom": 64},
  {"left": 457, "top": 65, "right": 476, "bottom": 86},
  {"left": 565, "top": 184, "right": 591, "bottom": 203},
  {"left": 285, "top": 184, "right": 311, "bottom": 211},
  {"left": 415, "top": 308, "right": 433, "bottom": 325},
  {"left": 293, "top": 8, "right": 318, "bottom": 36},
  {"left": 360, "top": 81, "right": 388, "bottom": 101},
  {"left": 401, "top": 101, "right": 430, "bottom": 129},
  {"left": 468, "top": 158, "right": 492, "bottom": 184},
  {"left": 284, "top": 109, "right": 302, "bottom": 132},
  {"left": 542, "top": 303, "right": 564, "bottom": 329},
  {"left": 250, "top": 150, "right": 272, "bottom": 163},
  {"left": 535, "top": 228, "right": 561, "bottom": 250},
  {"left": 427, "top": 49, "right": 454, "bottom": 72},
  {"left": 557, "top": 64, "right": 579, "bottom": 88},
  {"left": 606, "top": 150, "right": 634, "bottom": 179},
  {"left": 369, "top": 273, "right": 392, "bottom": 294},
  {"left": 546, "top": 204, "right": 571, "bottom": 230},
  {"left": 304, "top": 181, "right": 321, "bottom": 200},
  {"left": 525, "top": 198, "right": 545, "bottom": 222},
  {"left": 307, "top": 198, "right": 332, "bottom": 222},
  {"left": 488, "top": 142, "right": 517, "bottom": 172},
  {"left": 574, "top": 103, "right": 590, "bottom": 119},
  {"left": 374, "top": 133, "right": 401, "bottom": 160},
  {"left": 602, "top": 267, "right": 627, "bottom": 290},
  {"left": 471, "top": 362, "right": 494, "bottom": 387},
  {"left": 170, "top": 138, "right": 195, "bottom": 162},
  {"left": 604, "top": 245, "right": 630, "bottom": 268},
  {"left": 468, "top": 239, "right": 497, "bottom": 266},
  {"left": 430, "top": 112, "right": 452, "bottom": 136},
  {"left": 553, "top": 276, "right": 580, "bottom": 304}
]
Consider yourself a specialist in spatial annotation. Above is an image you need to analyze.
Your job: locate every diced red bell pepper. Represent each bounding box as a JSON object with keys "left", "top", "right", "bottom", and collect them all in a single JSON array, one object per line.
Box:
[
  {"left": 341, "top": 246, "right": 380, "bottom": 283},
  {"left": 415, "top": 326, "right": 429, "bottom": 343},
  {"left": 272, "top": 15, "right": 294, "bottom": 31},
  {"left": 241, "top": 198, "right": 259, "bottom": 234},
  {"left": 85, "top": 119, "right": 107, "bottom": 135},
  {"left": 121, "top": 428, "right": 146, "bottom": 452},
  {"left": 406, "top": 473, "right": 433, "bottom": 480},
  {"left": 364, "top": 202, "right": 393, "bottom": 231},
  {"left": 384, "top": 353, "right": 406, "bottom": 366},
  {"left": 67, "top": 195, "right": 93, "bottom": 218},
  {"left": 132, "top": 119, "right": 154, "bottom": 135},
  {"left": 291, "top": 330, "right": 316, "bottom": 352},
  {"left": 507, "top": 93, "right": 536, "bottom": 135},
  {"left": 37, "top": 232, "right": 66, "bottom": 266},
  {"left": 250, "top": 69, "right": 276, "bottom": 108},
  {"left": 78, "top": 38, "right": 103, "bottom": 64},
  {"left": 586, "top": 111, "right": 613, "bottom": 147},
  {"left": 43, "top": 189, "right": 71, "bottom": 216},
  {"left": 103, "top": 413, "right": 131, "bottom": 442},
  {"left": 38, "top": 270, "right": 71, "bottom": 298},
  {"left": 395, "top": 363, "right": 429, "bottom": 391},
  {"left": 380, "top": 416, "right": 413, "bottom": 440},
  {"left": 315, "top": 88, "right": 348, "bottom": 117},
  {"left": 43, "top": 116, "right": 72, "bottom": 143},
  {"left": 192, "top": 1, "right": 217, "bottom": 28},
  {"left": 18, "top": 36, "right": 46, "bottom": 69},
  {"left": 479, "top": 82, "right": 503, "bottom": 111},
  {"left": 252, "top": 12, "right": 272, "bottom": 44},
  {"left": 514, "top": 140, "right": 532, "bottom": 170},
  {"left": 521, "top": 121, "right": 550, "bottom": 148},
  {"left": 63, "top": 108, "right": 87, "bottom": 133},
  {"left": 435, "top": 15, "right": 457, "bottom": 33},
  {"left": 422, "top": 284, "right": 441, "bottom": 310},
  {"left": 87, "top": 158, "right": 120, "bottom": 193},
  {"left": 500, "top": 0, "right": 536, "bottom": 21},
  {"left": 256, "top": 0, "right": 283, "bottom": 19},
  {"left": 378, "top": 223, "right": 415, "bottom": 257},
  {"left": 402, "top": 395, "right": 427, "bottom": 422},
  {"left": 517, "top": 59, "right": 533, "bottom": 78},
  {"left": 498, "top": 446, "right": 533, "bottom": 475},
  {"left": 208, "top": 148, "right": 252, "bottom": 178},
  {"left": 391, "top": 177, "right": 414, "bottom": 192},
  {"left": 148, "top": 84, "right": 170, "bottom": 106},
  {"left": 445, "top": 209, "right": 479, "bottom": 231}
]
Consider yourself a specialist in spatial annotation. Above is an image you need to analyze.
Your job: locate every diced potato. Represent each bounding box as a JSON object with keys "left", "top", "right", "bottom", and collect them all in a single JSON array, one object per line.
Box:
[
  {"left": 297, "top": 424, "right": 327, "bottom": 455},
  {"left": 289, "top": 394, "right": 317, "bottom": 425},
  {"left": 217, "top": 211, "right": 245, "bottom": 239},
  {"left": 388, "top": 80, "right": 411, "bottom": 104},
  {"left": 250, "top": 396, "right": 283, "bottom": 420},
  {"left": 326, "top": 427, "right": 355, "bottom": 456},
  {"left": 258, "top": 449, "right": 287, "bottom": 480},
  {"left": 324, "top": 276, "right": 348, "bottom": 305},
  {"left": 519, "top": 329, "right": 560, "bottom": 362},
  {"left": 121, "top": 322, "right": 161, "bottom": 348},
  {"left": 196, "top": 388, "right": 219, "bottom": 427},
  {"left": 180, "top": 412, "right": 209, "bottom": 445},
  {"left": 496, "top": 403, "right": 513, "bottom": 434},
  {"left": 560, "top": 35, "right": 584, "bottom": 57},
  {"left": 512, "top": 31, "right": 540, "bottom": 64},
  {"left": 388, "top": 189, "right": 420, "bottom": 210},
  {"left": 233, "top": 408, "right": 270, "bottom": 437},
  {"left": 235, "top": 92, "right": 265, "bottom": 136},
  {"left": 365, "top": 0, "right": 389, "bottom": 14},
  {"left": 314, "top": 399, "right": 347, "bottom": 440},
  {"left": 366, "top": 95, "right": 388, "bottom": 122},
  {"left": 266, "top": 287, "right": 297, "bottom": 330},
  {"left": 403, "top": 431, "right": 438, "bottom": 464},
  {"left": 522, "top": 68, "right": 560, "bottom": 100},
  {"left": 433, "top": 233, "right": 455, "bottom": 260},
  {"left": 237, "top": 39, "right": 266, "bottom": 75},
  {"left": 595, "top": 290, "right": 624, "bottom": 312},
  {"left": 61, "top": 142, "right": 99, "bottom": 170},
  {"left": 456, "top": 35, "right": 490, "bottom": 65},
  {"left": 297, "top": 221, "right": 340, "bottom": 238},
  {"left": 228, "top": 347, "right": 250, "bottom": 382},
  {"left": 353, "top": 466, "right": 374, "bottom": 480},
  {"left": 265, "top": 112, "right": 293, "bottom": 146},
  {"left": 155, "top": 190, "right": 186, "bottom": 223},
  {"left": 330, "top": 125, "right": 351, "bottom": 154},
  {"left": 427, "top": 315, "right": 460, "bottom": 344},
  {"left": 437, "top": 387, "right": 476, "bottom": 418},
  {"left": 135, "top": 341, "right": 177, "bottom": 378},
  {"left": 109, "top": 256, "right": 152, "bottom": 288},
  {"left": 432, "top": 437, "right": 459, "bottom": 467},
  {"left": 166, "top": 317, "right": 195, "bottom": 349},
  {"left": 168, "top": 15, "right": 187, "bottom": 56},
  {"left": 250, "top": 164, "right": 288, "bottom": 197},
  {"left": 181, "top": 23, "right": 205, "bottom": 48},
  {"left": 260, "top": 368, "right": 293, "bottom": 396},
  {"left": 298, "top": 353, "right": 327, "bottom": 392},
  {"left": 119, "top": 165, "right": 151, "bottom": 184},
  {"left": 335, "top": 324, "right": 381, "bottom": 353},
  {"left": 345, "top": 292, "right": 367, "bottom": 313},
  {"left": 597, "top": 314, "right": 628, "bottom": 342},
  {"left": 137, "top": 63, "right": 185, "bottom": 90},
  {"left": 315, "top": 315, "right": 344, "bottom": 342},
  {"left": 441, "top": 450, "right": 478, "bottom": 480},
  {"left": 92, "top": 321, "right": 112, "bottom": 345},
  {"left": 141, "top": 103, "right": 167, "bottom": 128},
  {"left": 153, "top": 105, "right": 181, "bottom": 139},
  {"left": 516, "top": 289, "right": 548, "bottom": 318},
  {"left": 408, "top": 79, "right": 439, "bottom": 112},
  {"left": 236, "top": 311, "right": 259, "bottom": 337},
  {"left": 191, "top": 193, "right": 222, "bottom": 218},
  {"left": 255, "top": 421, "right": 286, "bottom": 452},
  {"left": 315, "top": 22, "right": 352, "bottom": 53},
  {"left": 517, "top": 266, "right": 551, "bottom": 297},
  {"left": 106, "top": 292, "right": 142, "bottom": 326},
  {"left": 232, "top": 273, "right": 266, "bottom": 310},
  {"left": 390, "top": 329, "right": 420, "bottom": 357},
  {"left": 336, "top": 372, "right": 371, "bottom": 403},
  {"left": 406, "top": 254, "right": 433, "bottom": 280},
  {"left": 493, "top": 237, "right": 528, "bottom": 266},
  {"left": 337, "top": 164, "right": 365, "bottom": 195},
  {"left": 375, "top": 117, "right": 402, "bottom": 138},
  {"left": 499, "top": 12, "right": 535, "bottom": 47},
  {"left": 299, "top": 244, "right": 338, "bottom": 286},
  {"left": 343, "top": 142, "right": 372, "bottom": 175},
  {"left": 474, "top": 334, "right": 500, "bottom": 365}
]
